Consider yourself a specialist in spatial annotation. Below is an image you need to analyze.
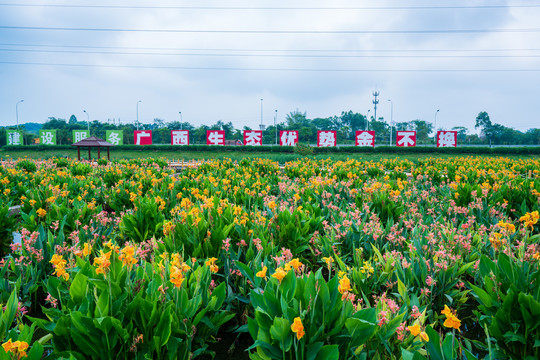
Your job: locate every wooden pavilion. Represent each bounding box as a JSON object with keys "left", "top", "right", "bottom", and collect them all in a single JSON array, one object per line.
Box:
[{"left": 71, "top": 136, "right": 115, "bottom": 160}]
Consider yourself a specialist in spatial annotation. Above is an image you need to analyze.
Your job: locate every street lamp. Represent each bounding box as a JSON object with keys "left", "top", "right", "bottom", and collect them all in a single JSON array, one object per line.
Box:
[
  {"left": 387, "top": 99, "right": 393, "bottom": 146},
  {"left": 434, "top": 109, "right": 440, "bottom": 144},
  {"left": 179, "top": 111, "right": 182, "bottom": 130},
  {"left": 16, "top": 100, "right": 24, "bottom": 129},
  {"left": 274, "top": 109, "right": 278, "bottom": 145},
  {"left": 366, "top": 110, "right": 371, "bottom": 131},
  {"left": 83, "top": 110, "right": 90, "bottom": 133},
  {"left": 136, "top": 100, "right": 142, "bottom": 130}
]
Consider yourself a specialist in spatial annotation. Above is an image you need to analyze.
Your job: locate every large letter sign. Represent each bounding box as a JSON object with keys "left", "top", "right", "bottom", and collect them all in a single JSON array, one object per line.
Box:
[
  {"left": 317, "top": 131, "right": 337, "bottom": 147},
  {"left": 396, "top": 131, "right": 416, "bottom": 147},
  {"left": 6, "top": 130, "right": 23, "bottom": 145},
  {"left": 106, "top": 130, "right": 123, "bottom": 145},
  {"left": 355, "top": 131, "right": 375, "bottom": 147},
  {"left": 171, "top": 130, "right": 189, "bottom": 145},
  {"left": 243, "top": 130, "right": 262, "bottom": 146},
  {"left": 207, "top": 130, "right": 225, "bottom": 145},
  {"left": 134, "top": 130, "right": 152, "bottom": 145},
  {"left": 72, "top": 130, "right": 89, "bottom": 143},
  {"left": 437, "top": 131, "right": 457, "bottom": 147},
  {"left": 39, "top": 130, "right": 57, "bottom": 145},
  {"left": 280, "top": 131, "right": 298, "bottom": 146}
]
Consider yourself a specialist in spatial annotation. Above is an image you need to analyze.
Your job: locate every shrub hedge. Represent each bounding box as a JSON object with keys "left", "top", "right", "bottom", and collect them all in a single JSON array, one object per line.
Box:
[{"left": 2, "top": 144, "right": 540, "bottom": 155}]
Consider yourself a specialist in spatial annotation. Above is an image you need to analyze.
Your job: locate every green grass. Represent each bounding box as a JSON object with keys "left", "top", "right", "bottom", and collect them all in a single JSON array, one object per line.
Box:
[{"left": 1, "top": 149, "right": 537, "bottom": 163}]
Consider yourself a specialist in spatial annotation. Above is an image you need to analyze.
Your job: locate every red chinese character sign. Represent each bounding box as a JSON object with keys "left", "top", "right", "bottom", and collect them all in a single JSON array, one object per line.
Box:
[
  {"left": 207, "top": 130, "right": 225, "bottom": 145},
  {"left": 437, "top": 131, "right": 457, "bottom": 147},
  {"left": 355, "top": 131, "right": 375, "bottom": 147},
  {"left": 134, "top": 130, "right": 152, "bottom": 145},
  {"left": 243, "top": 130, "right": 263, "bottom": 146},
  {"left": 280, "top": 131, "right": 298, "bottom": 146},
  {"left": 396, "top": 131, "right": 416, "bottom": 147},
  {"left": 171, "top": 130, "right": 189, "bottom": 145},
  {"left": 317, "top": 131, "right": 337, "bottom": 147}
]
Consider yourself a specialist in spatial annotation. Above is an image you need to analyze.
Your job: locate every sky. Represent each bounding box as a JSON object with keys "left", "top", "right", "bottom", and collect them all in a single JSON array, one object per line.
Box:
[{"left": 1, "top": 0, "right": 540, "bottom": 134}]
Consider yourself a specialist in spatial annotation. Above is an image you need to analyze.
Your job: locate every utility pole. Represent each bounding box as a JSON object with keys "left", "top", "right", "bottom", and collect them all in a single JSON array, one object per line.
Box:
[
  {"left": 372, "top": 90, "right": 379, "bottom": 124},
  {"left": 259, "top": 99, "right": 265, "bottom": 131},
  {"left": 83, "top": 110, "right": 90, "bottom": 133},
  {"left": 434, "top": 109, "right": 440, "bottom": 144},
  {"left": 179, "top": 112, "right": 182, "bottom": 130},
  {"left": 274, "top": 109, "right": 278, "bottom": 145},
  {"left": 136, "top": 100, "right": 142, "bottom": 130},
  {"left": 387, "top": 99, "right": 393, "bottom": 146}
]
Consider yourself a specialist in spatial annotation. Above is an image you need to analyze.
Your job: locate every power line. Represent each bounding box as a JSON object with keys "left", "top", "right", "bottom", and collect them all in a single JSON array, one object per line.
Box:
[
  {"left": 3, "top": 42, "right": 540, "bottom": 53},
  {"left": 1, "top": 3, "right": 539, "bottom": 10},
  {"left": 1, "top": 25, "right": 540, "bottom": 34},
  {"left": 2, "top": 60, "right": 539, "bottom": 72},
  {"left": 3, "top": 47, "right": 540, "bottom": 58}
]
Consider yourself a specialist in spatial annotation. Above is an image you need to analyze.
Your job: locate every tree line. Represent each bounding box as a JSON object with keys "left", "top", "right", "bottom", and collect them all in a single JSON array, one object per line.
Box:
[{"left": 1, "top": 111, "right": 539, "bottom": 146}]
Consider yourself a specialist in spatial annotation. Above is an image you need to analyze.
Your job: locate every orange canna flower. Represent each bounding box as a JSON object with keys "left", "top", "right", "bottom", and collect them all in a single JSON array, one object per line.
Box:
[
  {"left": 291, "top": 317, "right": 305, "bottom": 340},
  {"left": 36, "top": 208, "right": 46, "bottom": 217},
  {"left": 419, "top": 331, "right": 429, "bottom": 342},
  {"left": 205, "top": 257, "right": 219, "bottom": 273},
  {"left": 441, "top": 305, "right": 461, "bottom": 331},
  {"left": 170, "top": 265, "right": 185, "bottom": 288}
]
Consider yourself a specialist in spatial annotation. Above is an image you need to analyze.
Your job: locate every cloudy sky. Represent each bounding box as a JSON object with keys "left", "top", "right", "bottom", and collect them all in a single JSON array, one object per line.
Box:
[{"left": 1, "top": 0, "right": 539, "bottom": 133}]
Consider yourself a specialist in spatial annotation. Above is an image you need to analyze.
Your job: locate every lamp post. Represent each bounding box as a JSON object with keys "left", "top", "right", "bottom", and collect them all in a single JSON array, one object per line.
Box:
[
  {"left": 136, "top": 100, "right": 142, "bottom": 130},
  {"left": 83, "top": 110, "right": 90, "bottom": 133},
  {"left": 16, "top": 100, "right": 24, "bottom": 130},
  {"left": 179, "top": 111, "right": 182, "bottom": 130},
  {"left": 387, "top": 99, "right": 393, "bottom": 146},
  {"left": 366, "top": 110, "right": 371, "bottom": 131},
  {"left": 274, "top": 109, "right": 278, "bottom": 145},
  {"left": 434, "top": 109, "right": 440, "bottom": 144}
]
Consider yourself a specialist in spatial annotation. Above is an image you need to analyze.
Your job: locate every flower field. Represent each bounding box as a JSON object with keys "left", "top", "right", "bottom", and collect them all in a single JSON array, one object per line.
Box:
[{"left": 0, "top": 156, "right": 539, "bottom": 359}]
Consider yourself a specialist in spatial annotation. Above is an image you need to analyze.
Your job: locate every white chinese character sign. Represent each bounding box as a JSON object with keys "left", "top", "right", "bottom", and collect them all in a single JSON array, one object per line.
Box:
[
  {"left": 207, "top": 130, "right": 225, "bottom": 145},
  {"left": 72, "top": 130, "right": 89, "bottom": 143},
  {"left": 279, "top": 131, "right": 298, "bottom": 146},
  {"left": 437, "top": 131, "right": 457, "bottom": 147},
  {"left": 243, "top": 130, "right": 263, "bottom": 146},
  {"left": 355, "top": 131, "right": 375, "bottom": 147},
  {"left": 317, "top": 131, "right": 337, "bottom": 147},
  {"left": 396, "top": 131, "right": 417, "bottom": 147},
  {"left": 134, "top": 130, "right": 152, "bottom": 145},
  {"left": 39, "top": 130, "right": 57, "bottom": 145},
  {"left": 6, "top": 130, "right": 23, "bottom": 145},
  {"left": 171, "top": 130, "right": 189, "bottom": 145},
  {"left": 106, "top": 130, "right": 123, "bottom": 145}
]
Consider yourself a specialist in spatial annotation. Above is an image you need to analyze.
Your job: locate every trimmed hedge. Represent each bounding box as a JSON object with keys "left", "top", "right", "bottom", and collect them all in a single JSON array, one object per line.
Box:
[{"left": 2, "top": 144, "right": 540, "bottom": 156}]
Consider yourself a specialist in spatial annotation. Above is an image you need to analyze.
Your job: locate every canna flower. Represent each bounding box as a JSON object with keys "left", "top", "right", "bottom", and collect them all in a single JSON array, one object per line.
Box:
[
  {"left": 291, "top": 317, "right": 305, "bottom": 340},
  {"left": 408, "top": 323, "right": 421, "bottom": 336},
  {"left": 256, "top": 266, "right": 267, "bottom": 280},
  {"left": 322, "top": 256, "right": 333, "bottom": 268},
  {"left": 170, "top": 265, "right": 185, "bottom": 288},
  {"left": 338, "top": 275, "right": 352, "bottom": 294},
  {"left": 419, "top": 331, "right": 429, "bottom": 342},
  {"left": 441, "top": 305, "right": 461, "bottom": 331},
  {"left": 50, "top": 254, "right": 69, "bottom": 281},
  {"left": 163, "top": 221, "right": 175, "bottom": 236},
  {"left": 36, "top": 208, "right": 46, "bottom": 217},
  {"left": 94, "top": 251, "right": 112, "bottom": 275},
  {"left": 287, "top": 258, "right": 303, "bottom": 272},
  {"left": 2, "top": 339, "right": 29, "bottom": 359},
  {"left": 119, "top": 245, "right": 137, "bottom": 269},
  {"left": 520, "top": 211, "right": 539, "bottom": 228},
  {"left": 272, "top": 267, "right": 288, "bottom": 283},
  {"left": 205, "top": 257, "right": 219, "bottom": 273}
]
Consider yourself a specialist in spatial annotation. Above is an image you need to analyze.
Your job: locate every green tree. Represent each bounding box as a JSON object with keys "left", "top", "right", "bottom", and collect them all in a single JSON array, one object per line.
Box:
[{"left": 411, "top": 120, "right": 433, "bottom": 144}]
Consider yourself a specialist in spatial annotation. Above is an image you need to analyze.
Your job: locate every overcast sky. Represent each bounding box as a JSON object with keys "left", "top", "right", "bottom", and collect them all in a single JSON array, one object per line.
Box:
[{"left": 1, "top": 0, "right": 539, "bottom": 133}]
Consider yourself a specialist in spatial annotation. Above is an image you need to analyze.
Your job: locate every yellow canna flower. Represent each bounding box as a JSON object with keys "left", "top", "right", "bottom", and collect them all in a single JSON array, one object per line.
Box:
[
  {"left": 170, "top": 265, "right": 185, "bottom": 288},
  {"left": 419, "top": 331, "right": 429, "bottom": 342},
  {"left": 408, "top": 324, "right": 421, "bottom": 336},
  {"left": 36, "top": 208, "right": 46, "bottom": 217},
  {"left": 338, "top": 275, "right": 352, "bottom": 294},
  {"left": 272, "top": 267, "right": 288, "bottom": 283},
  {"left": 287, "top": 258, "right": 303, "bottom": 272},
  {"left": 256, "top": 266, "right": 267, "bottom": 279},
  {"left": 205, "top": 257, "right": 219, "bottom": 273},
  {"left": 291, "top": 317, "right": 305, "bottom": 340}
]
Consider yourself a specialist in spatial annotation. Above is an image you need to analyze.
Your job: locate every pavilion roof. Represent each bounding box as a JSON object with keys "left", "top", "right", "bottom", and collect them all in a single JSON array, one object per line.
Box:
[{"left": 71, "top": 136, "right": 115, "bottom": 147}]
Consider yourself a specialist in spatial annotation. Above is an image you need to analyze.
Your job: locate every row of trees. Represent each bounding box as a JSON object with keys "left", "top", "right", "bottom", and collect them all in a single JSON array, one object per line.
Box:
[{"left": 1, "top": 111, "right": 539, "bottom": 146}]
